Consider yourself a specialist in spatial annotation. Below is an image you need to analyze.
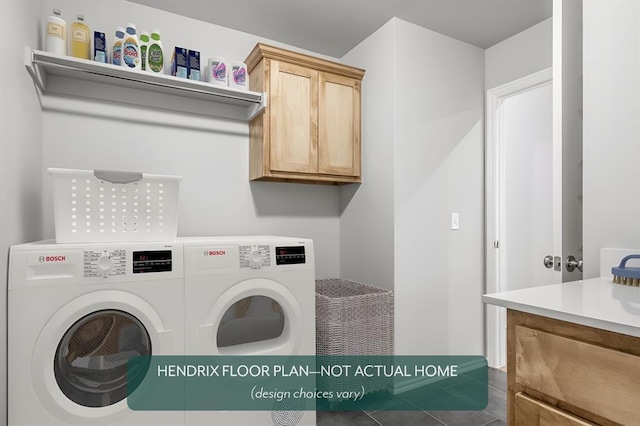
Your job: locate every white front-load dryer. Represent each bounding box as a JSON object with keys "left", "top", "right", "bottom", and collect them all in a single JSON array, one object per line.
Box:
[
  {"left": 182, "top": 236, "right": 316, "bottom": 426},
  {"left": 8, "top": 240, "right": 185, "bottom": 426}
]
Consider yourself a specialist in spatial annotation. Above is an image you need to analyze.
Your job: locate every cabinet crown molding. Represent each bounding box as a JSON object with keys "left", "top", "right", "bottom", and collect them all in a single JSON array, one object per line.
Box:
[{"left": 246, "top": 43, "right": 365, "bottom": 81}]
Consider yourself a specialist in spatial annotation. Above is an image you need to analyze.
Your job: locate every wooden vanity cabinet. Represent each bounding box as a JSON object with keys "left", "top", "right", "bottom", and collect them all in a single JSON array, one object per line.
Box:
[
  {"left": 507, "top": 310, "right": 640, "bottom": 426},
  {"left": 245, "top": 43, "right": 365, "bottom": 185}
]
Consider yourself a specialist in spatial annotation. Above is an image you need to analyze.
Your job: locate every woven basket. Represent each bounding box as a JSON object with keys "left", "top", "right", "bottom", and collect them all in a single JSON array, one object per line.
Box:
[
  {"left": 315, "top": 279, "right": 394, "bottom": 398},
  {"left": 316, "top": 278, "right": 394, "bottom": 356}
]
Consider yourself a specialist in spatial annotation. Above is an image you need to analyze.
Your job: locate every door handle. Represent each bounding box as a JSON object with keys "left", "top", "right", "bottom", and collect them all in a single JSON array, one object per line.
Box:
[
  {"left": 543, "top": 255, "right": 554, "bottom": 269},
  {"left": 566, "top": 255, "right": 583, "bottom": 273}
]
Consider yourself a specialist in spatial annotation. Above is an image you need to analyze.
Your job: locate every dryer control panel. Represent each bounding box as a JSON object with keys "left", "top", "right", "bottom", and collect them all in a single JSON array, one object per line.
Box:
[
  {"left": 275, "top": 246, "right": 306, "bottom": 265},
  {"left": 239, "top": 245, "right": 271, "bottom": 269},
  {"left": 237, "top": 244, "right": 306, "bottom": 268}
]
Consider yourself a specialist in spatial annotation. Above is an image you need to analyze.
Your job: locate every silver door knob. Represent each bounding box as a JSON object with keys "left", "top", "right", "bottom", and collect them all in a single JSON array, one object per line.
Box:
[
  {"left": 543, "top": 255, "right": 554, "bottom": 269},
  {"left": 566, "top": 255, "right": 583, "bottom": 272}
]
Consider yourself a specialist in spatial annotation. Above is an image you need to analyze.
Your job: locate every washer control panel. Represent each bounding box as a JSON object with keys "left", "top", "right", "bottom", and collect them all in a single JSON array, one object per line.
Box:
[
  {"left": 84, "top": 249, "right": 126, "bottom": 278},
  {"left": 132, "top": 250, "right": 173, "bottom": 274},
  {"left": 83, "top": 249, "right": 173, "bottom": 277}
]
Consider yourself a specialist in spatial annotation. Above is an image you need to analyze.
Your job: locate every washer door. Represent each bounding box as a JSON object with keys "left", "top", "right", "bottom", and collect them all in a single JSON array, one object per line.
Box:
[
  {"left": 31, "top": 290, "right": 173, "bottom": 425},
  {"left": 54, "top": 309, "right": 151, "bottom": 408},
  {"left": 199, "top": 278, "right": 304, "bottom": 355}
]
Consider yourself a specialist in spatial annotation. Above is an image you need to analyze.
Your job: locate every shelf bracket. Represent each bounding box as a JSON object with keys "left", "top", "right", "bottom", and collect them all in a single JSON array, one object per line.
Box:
[
  {"left": 24, "top": 46, "right": 46, "bottom": 91},
  {"left": 247, "top": 92, "right": 268, "bottom": 121}
]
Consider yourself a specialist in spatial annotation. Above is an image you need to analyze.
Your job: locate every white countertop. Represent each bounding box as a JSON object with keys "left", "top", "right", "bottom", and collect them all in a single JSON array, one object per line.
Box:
[{"left": 482, "top": 277, "right": 640, "bottom": 338}]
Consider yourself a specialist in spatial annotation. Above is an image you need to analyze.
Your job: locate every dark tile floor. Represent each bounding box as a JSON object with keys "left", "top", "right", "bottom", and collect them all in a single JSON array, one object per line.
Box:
[{"left": 317, "top": 368, "right": 507, "bottom": 426}]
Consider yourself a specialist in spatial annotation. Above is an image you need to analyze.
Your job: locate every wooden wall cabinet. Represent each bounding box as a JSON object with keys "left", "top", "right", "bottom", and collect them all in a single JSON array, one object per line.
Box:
[
  {"left": 507, "top": 310, "right": 640, "bottom": 426},
  {"left": 245, "top": 43, "right": 365, "bottom": 185}
]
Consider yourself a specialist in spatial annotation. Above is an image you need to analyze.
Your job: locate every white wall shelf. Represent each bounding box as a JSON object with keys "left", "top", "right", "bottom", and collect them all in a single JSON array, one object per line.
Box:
[{"left": 24, "top": 47, "right": 267, "bottom": 121}]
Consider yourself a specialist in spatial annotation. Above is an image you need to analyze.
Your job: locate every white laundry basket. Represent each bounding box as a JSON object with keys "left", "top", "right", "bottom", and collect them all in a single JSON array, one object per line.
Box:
[{"left": 48, "top": 168, "right": 181, "bottom": 243}]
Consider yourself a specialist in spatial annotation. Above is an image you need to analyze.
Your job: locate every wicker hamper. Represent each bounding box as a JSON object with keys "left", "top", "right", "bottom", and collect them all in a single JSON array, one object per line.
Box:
[{"left": 315, "top": 279, "right": 394, "bottom": 398}]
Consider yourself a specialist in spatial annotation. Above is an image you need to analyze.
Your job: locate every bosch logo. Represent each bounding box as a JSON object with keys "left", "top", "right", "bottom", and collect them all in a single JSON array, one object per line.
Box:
[
  {"left": 206, "top": 250, "right": 226, "bottom": 256},
  {"left": 40, "top": 255, "right": 66, "bottom": 262}
]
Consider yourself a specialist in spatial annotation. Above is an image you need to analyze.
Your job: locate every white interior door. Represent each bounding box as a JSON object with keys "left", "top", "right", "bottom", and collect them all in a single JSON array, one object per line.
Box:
[
  {"left": 502, "top": 83, "right": 555, "bottom": 291},
  {"left": 486, "top": 71, "right": 555, "bottom": 369},
  {"left": 485, "top": 0, "right": 583, "bottom": 369}
]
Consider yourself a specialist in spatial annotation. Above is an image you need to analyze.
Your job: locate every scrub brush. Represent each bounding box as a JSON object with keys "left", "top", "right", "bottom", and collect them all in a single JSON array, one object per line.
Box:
[{"left": 612, "top": 254, "right": 640, "bottom": 286}]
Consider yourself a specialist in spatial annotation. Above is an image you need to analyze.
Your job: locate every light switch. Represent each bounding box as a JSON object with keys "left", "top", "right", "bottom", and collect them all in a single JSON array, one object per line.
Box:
[{"left": 451, "top": 213, "right": 459, "bottom": 230}]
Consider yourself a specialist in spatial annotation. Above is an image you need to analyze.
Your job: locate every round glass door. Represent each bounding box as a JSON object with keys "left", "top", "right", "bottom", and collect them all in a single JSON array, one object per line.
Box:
[{"left": 53, "top": 309, "right": 151, "bottom": 407}]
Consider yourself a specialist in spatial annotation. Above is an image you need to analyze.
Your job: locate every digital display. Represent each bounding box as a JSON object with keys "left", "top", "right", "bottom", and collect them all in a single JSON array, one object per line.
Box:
[
  {"left": 133, "top": 250, "right": 172, "bottom": 273},
  {"left": 275, "top": 246, "right": 306, "bottom": 265}
]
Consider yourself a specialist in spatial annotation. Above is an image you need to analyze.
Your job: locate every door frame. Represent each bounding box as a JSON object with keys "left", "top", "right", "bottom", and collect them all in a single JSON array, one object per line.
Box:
[{"left": 485, "top": 68, "right": 553, "bottom": 368}]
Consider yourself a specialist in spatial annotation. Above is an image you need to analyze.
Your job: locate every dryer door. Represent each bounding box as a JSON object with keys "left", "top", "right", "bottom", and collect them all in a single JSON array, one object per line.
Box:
[
  {"left": 199, "top": 278, "right": 304, "bottom": 355},
  {"left": 31, "top": 290, "right": 174, "bottom": 425}
]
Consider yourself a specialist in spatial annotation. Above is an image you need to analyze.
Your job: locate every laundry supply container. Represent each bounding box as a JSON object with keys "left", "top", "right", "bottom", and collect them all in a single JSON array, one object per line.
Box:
[
  {"left": 315, "top": 278, "right": 394, "bottom": 397},
  {"left": 48, "top": 168, "right": 181, "bottom": 243}
]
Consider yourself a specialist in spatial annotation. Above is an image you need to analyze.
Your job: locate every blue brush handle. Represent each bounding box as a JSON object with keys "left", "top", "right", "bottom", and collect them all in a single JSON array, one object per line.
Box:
[{"left": 618, "top": 254, "right": 640, "bottom": 268}]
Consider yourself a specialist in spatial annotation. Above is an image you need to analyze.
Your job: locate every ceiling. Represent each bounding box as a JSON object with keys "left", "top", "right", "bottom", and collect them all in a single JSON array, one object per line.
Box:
[{"left": 128, "top": 0, "right": 552, "bottom": 58}]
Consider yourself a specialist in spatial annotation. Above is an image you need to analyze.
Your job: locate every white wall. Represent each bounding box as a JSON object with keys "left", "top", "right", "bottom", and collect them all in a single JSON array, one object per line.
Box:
[
  {"left": 583, "top": 0, "right": 640, "bottom": 277},
  {"left": 485, "top": 18, "right": 552, "bottom": 90},
  {"left": 39, "top": 0, "right": 342, "bottom": 278},
  {"left": 339, "top": 19, "right": 396, "bottom": 290},
  {"left": 341, "top": 18, "right": 485, "bottom": 356},
  {"left": 393, "top": 19, "right": 485, "bottom": 356},
  {"left": 1, "top": 0, "right": 44, "bottom": 423}
]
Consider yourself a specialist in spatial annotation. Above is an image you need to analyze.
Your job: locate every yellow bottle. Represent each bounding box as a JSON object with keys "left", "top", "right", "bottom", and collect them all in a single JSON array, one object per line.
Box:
[{"left": 70, "top": 14, "right": 90, "bottom": 60}]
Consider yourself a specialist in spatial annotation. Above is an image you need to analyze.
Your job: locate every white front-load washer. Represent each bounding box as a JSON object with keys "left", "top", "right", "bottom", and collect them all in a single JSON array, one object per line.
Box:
[
  {"left": 182, "top": 236, "right": 316, "bottom": 426},
  {"left": 8, "top": 240, "right": 185, "bottom": 426}
]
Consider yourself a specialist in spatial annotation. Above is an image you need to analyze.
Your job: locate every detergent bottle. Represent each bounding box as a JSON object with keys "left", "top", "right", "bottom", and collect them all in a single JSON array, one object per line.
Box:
[
  {"left": 122, "top": 23, "right": 141, "bottom": 70},
  {"left": 147, "top": 29, "right": 165, "bottom": 74}
]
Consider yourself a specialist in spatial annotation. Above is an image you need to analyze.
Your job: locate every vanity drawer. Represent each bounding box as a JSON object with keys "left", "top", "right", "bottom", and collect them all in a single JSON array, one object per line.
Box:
[
  {"left": 515, "top": 325, "right": 640, "bottom": 425},
  {"left": 515, "top": 393, "right": 594, "bottom": 426}
]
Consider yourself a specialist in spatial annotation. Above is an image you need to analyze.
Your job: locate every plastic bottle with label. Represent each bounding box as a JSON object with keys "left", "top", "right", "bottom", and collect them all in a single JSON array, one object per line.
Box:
[
  {"left": 70, "top": 14, "right": 90, "bottom": 59},
  {"left": 122, "top": 23, "right": 141, "bottom": 70},
  {"left": 46, "top": 9, "right": 67, "bottom": 55},
  {"left": 206, "top": 56, "right": 228, "bottom": 86},
  {"left": 112, "top": 27, "right": 125, "bottom": 66},
  {"left": 229, "top": 61, "right": 248, "bottom": 91},
  {"left": 146, "top": 29, "right": 164, "bottom": 74},
  {"left": 139, "top": 31, "right": 149, "bottom": 71}
]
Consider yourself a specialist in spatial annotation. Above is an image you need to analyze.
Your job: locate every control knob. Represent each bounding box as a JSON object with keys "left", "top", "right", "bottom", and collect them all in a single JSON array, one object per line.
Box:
[
  {"left": 249, "top": 248, "right": 263, "bottom": 268},
  {"left": 97, "top": 254, "right": 113, "bottom": 276}
]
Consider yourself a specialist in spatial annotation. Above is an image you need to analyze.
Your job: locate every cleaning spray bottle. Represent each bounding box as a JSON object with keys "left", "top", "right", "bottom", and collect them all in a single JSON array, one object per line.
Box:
[
  {"left": 112, "top": 27, "right": 125, "bottom": 66},
  {"left": 147, "top": 29, "right": 164, "bottom": 74},
  {"left": 122, "top": 23, "right": 141, "bottom": 70},
  {"left": 46, "top": 9, "right": 67, "bottom": 55},
  {"left": 70, "top": 14, "right": 90, "bottom": 59}
]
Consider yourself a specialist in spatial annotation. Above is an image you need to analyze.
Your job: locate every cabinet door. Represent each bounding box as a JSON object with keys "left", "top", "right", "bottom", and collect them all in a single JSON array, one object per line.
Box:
[
  {"left": 269, "top": 60, "right": 318, "bottom": 174},
  {"left": 515, "top": 325, "right": 640, "bottom": 425},
  {"left": 318, "top": 72, "right": 361, "bottom": 177},
  {"left": 515, "top": 393, "right": 594, "bottom": 426}
]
